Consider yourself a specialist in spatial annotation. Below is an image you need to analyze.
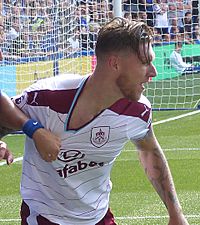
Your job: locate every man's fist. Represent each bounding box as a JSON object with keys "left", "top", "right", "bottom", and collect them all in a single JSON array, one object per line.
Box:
[{"left": 32, "top": 129, "right": 61, "bottom": 162}]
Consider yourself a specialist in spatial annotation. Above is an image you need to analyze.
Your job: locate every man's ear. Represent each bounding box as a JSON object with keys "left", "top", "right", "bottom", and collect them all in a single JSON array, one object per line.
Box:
[{"left": 108, "top": 55, "right": 120, "bottom": 71}]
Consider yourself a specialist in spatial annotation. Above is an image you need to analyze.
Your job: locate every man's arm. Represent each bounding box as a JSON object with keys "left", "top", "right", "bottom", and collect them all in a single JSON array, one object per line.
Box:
[
  {"left": 0, "top": 91, "right": 61, "bottom": 162},
  {"left": 133, "top": 128, "right": 188, "bottom": 225}
]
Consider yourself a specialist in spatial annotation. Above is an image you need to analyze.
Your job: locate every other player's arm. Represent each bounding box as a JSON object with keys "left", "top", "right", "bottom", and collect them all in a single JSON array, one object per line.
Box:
[
  {"left": 0, "top": 91, "right": 61, "bottom": 162},
  {"left": 133, "top": 128, "right": 188, "bottom": 225}
]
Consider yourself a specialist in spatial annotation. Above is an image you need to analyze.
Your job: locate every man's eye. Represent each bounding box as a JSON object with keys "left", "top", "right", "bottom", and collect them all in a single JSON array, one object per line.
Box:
[{"left": 142, "top": 61, "right": 150, "bottom": 66}]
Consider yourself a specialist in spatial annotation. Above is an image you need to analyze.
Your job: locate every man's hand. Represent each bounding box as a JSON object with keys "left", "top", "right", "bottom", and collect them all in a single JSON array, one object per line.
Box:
[
  {"left": 0, "top": 141, "right": 14, "bottom": 165},
  {"left": 168, "top": 213, "right": 189, "bottom": 225},
  {"left": 32, "top": 129, "right": 61, "bottom": 162}
]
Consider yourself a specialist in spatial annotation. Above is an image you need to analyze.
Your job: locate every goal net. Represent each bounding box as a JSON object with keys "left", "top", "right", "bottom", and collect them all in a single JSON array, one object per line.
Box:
[
  {"left": 121, "top": 0, "right": 200, "bottom": 110},
  {"left": 0, "top": 0, "right": 200, "bottom": 110}
]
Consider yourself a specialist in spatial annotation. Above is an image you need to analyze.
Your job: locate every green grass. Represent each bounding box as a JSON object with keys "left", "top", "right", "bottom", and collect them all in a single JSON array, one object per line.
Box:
[{"left": 0, "top": 111, "right": 200, "bottom": 225}]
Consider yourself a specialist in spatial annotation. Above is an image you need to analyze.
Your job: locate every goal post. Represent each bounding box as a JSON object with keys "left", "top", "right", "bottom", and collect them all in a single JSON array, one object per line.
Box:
[
  {"left": 0, "top": 0, "right": 200, "bottom": 110},
  {"left": 113, "top": 0, "right": 123, "bottom": 17}
]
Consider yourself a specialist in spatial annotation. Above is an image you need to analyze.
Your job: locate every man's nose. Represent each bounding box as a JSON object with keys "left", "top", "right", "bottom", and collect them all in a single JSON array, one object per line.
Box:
[{"left": 147, "top": 63, "right": 157, "bottom": 78}]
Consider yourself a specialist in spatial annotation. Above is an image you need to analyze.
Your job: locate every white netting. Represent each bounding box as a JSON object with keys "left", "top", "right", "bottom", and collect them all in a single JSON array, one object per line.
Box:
[
  {"left": 122, "top": 0, "right": 200, "bottom": 109},
  {"left": 0, "top": 0, "right": 113, "bottom": 96},
  {"left": 0, "top": 0, "right": 200, "bottom": 109}
]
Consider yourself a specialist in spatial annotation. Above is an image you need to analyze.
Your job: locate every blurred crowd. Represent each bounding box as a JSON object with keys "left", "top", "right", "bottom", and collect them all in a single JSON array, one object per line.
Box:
[
  {"left": 123, "top": 0, "right": 200, "bottom": 44},
  {"left": 0, "top": 0, "right": 199, "bottom": 60}
]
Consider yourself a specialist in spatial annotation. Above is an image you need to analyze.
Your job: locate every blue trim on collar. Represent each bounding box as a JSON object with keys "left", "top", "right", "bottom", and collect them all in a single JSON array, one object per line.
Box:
[{"left": 64, "top": 77, "right": 88, "bottom": 132}]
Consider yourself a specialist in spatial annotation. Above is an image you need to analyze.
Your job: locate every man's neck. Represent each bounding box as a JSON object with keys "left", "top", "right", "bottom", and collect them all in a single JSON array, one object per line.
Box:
[{"left": 85, "top": 72, "right": 123, "bottom": 111}]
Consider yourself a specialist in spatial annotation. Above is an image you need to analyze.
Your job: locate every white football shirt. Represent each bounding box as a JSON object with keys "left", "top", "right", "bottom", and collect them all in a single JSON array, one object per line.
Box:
[{"left": 13, "top": 74, "right": 152, "bottom": 225}]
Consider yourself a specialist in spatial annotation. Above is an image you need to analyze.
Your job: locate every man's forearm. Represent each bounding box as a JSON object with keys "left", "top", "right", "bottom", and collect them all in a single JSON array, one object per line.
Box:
[
  {"left": 0, "top": 92, "right": 28, "bottom": 130},
  {"left": 139, "top": 146, "right": 182, "bottom": 217}
]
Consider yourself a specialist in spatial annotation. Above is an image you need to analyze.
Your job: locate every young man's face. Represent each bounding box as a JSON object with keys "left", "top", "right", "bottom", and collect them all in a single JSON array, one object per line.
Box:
[
  {"left": 185, "top": 13, "right": 192, "bottom": 22},
  {"left": 116, "top": 43, "right": 157, "bottom": 101},
  {"left": 176, "top": 44, "right": 182, "bottom": 53}
]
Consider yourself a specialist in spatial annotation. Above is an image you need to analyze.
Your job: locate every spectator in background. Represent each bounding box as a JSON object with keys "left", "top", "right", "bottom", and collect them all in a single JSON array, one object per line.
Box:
[
  {"left": 107, "top": 0, "right": 114, "bottom": 19},
  {"left": 89, "top": 11, "right": 101, "bottom": 50},
  {"left": 145, "top": 0, "right": 154, "bottom": 27},
  {"left": 0, "top": 16, "right": 4, "bottom": 60},
  {"left": 92, "top": 0, "right": 110, "bottom": 25},
  {"left": 5, "top": 16, "right": 21, "bottom": 55},
  {"left": 153, "top": 0, "right": 170, "bottom": 42},
  {"left": 0, "top": 23, "right": 4, "bottom": 44},
  {"left": 123, "top": 0, "right": 147, "bottom": 20},
  {"left": 67, "top": 28, "right": 80, "bottom": 53},
  {"left": 138, "top": 10, "right": 148, "bottom": 23},
  {"left": 167, "top": 0, "right": 177, "bottom": 26},
  {"left": 80, "top": 25, "right": 89, "bottom": 52},
  {"left": 78, "top": 1, "right": 90, "bottom": 28},
  {"left": 0, "top": 16, "right": 4, "bottom": 42},
  {"left": 58, "top": 0, "right": 74, "bottom": 49},
  {"left": 88, "top": 1, "right": 98, "bottom": 22},
  {"left": 192, "top": 0, "right": 199, "bottom": 26},
  {"left": 183, "top": 11, "right": 193, "bottom": 44},
  {"left": 76, "top": 1, "right": 90, "bottom": 53},
  {"left": 170, "top": 42, "right": 200, "bottom": 74},
  {"left": 29, "top": 8, "right": 44, "bottom": 32},
  {"left": 176, "top": 0, "right": 192, "bottom": 36},
  {"left": 46, "top": 0, "right": 55, "bottom": 20},
  {"left": 2, "top": 0, "right": 12, "bottom": 16},
  {"left": 169, "top": 18, "right": 180, "bottom": 42},
  {"left": 20, "top": 6, "right": 28, "bottom": 25},
  {"left": 193, "top": 24, "right": 200, "bottom": 44},
  {"left": 29, "top": 33, "right": 44, "bottom": 57},
  {"left": 168, "top": 1, "right": 182, "bottom": 42},
  {"left": 123, "top": 0, "right": 132, "bottom": 12},
  {"left": 124, "top": 11, "right": 133, "bottom": 21},
  {"left": 19, "top": 32, "right": 31, "bottom": 57},
  {"left": 11, "top": 4, "right": 21, "bottom": 21},
  {"left": 152, "top": 26, "right": 162, "bottom": 44},
  {"left": 122, "top": 0, "right": 140, "bottom": 18},
  {"left": 38, "top": 0, "right": 47, "bottom": 20},
  {"left": 40, "top": 19, "right": 58, "bottom": 57}
]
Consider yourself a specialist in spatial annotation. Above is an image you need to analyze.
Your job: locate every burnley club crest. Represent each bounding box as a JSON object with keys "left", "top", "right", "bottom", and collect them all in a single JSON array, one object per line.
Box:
[{"left": 91, "top": 126, "right": 110, "bottom": 148}]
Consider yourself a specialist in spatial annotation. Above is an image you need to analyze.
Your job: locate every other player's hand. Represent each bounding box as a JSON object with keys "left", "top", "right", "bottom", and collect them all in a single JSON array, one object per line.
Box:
[
  {"left": 0, "top": 141, "right": 14, "bottom": 165},
  {"left": 32, "top": 128, "right": 61, "bottom": 162}
]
